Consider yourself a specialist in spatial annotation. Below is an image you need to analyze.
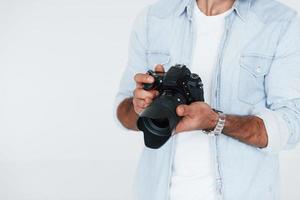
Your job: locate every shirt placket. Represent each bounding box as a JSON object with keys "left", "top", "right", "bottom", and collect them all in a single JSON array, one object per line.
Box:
[{"left": 210, "top": 12, "right": 236, "bottom": 200}]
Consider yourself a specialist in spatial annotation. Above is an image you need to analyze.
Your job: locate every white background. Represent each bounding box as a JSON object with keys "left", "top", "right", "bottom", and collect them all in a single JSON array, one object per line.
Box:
[{"left": 0, "top": 0, "right": 299, "bottom": 199}]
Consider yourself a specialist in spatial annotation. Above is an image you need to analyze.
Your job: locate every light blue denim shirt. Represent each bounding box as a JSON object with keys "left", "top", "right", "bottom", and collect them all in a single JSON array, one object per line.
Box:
[{"left": 115, "top": 0, "right": 300, "bottom": 199}]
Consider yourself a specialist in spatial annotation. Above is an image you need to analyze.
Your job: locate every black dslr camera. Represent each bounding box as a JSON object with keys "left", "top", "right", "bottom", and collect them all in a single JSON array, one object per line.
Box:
[{"left": 137, "top": 64, "right": 204, "bottom": 149}]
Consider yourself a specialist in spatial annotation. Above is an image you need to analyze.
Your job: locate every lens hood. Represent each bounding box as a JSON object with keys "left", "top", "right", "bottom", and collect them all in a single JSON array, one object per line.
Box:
[{"left": 137, "top": 95, "right": 182, "bottom": 149}]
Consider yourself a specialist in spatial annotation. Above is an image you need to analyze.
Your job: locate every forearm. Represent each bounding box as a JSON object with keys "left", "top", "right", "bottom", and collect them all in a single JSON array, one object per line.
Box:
[
  {"left": 116, "top": 97, "right": 139, "bottom": 131},
  {"left": 222, "top": 114, "right": 268, "bottom": 148}
]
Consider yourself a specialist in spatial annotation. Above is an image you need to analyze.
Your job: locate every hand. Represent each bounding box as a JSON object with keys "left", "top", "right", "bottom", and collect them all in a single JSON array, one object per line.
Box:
[
  {"left": 133, "top": 64, "right": 165, "bottom": 114},
  {"left": 175, "top": 102, "right": 219, "bottom": 133}
]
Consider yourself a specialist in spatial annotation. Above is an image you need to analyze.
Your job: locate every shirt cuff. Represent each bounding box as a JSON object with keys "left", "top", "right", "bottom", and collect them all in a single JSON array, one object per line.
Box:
[{"left": 250, "top": 107, "right": 290, "bottom": 154}]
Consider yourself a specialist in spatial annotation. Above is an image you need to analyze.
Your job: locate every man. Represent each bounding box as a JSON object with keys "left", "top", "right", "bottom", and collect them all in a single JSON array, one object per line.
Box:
[{"left": 115, "top": 0, "right": 300, "bottom": 199}]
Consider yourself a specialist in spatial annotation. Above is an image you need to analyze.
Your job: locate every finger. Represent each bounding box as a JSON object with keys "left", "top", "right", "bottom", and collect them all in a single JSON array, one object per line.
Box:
[
  {"left": 133, "top": 88, "right": 156, "bottom": 99},
  {"left": 134, "top": 98, "right": 147, "bottom": 108},
  {"left": 149, "top": 90, "right": 159, "bottom": 97},
  {"left": 175, "top": 118, "right": 190, "bottom": 133},
  {"left": 175, "top": 123, "right": 184, "bottom": 133},
  {"left": 144, "top": 97, "right": 153, "bottom": 105},
  {"left": 154, "top": 64, "right": 165, "bottom": 73},
  {"left": 136, "top": 82, "right": 143, "bottom": 89},
  {"left": 176, "top": 105, "right": 190, "bottom": 116},
  {"left": 133, "top": 105, "right": 144, "bottom": 115},
  {"left": 134, "top": 73, "right": 154, "bottom": 84},
  {"left": 175, "top": 116, "right": 195, "bottom": 133}
]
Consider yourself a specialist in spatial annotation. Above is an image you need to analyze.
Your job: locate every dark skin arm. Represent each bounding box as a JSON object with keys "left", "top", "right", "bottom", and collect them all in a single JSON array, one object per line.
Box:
[
  {"left": 222, "top": 115, "right": 268, "bottom": 148},
  {"left": 175, "top": 102, "right": 268, "bottom": 148},
  {"left": 117, "top": 97, "right": 139, "bottom": 131}
]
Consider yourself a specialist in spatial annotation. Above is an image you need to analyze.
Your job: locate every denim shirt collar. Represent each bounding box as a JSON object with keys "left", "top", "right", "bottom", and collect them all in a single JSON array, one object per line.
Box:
[{"left": 176, "top": 0, "right": 252, "bottom": 21}]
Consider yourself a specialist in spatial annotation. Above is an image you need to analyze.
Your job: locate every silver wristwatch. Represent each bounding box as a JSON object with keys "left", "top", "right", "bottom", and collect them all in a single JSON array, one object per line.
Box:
[{"left": 204, "top": 111, "right": 226, "bottom": 135}]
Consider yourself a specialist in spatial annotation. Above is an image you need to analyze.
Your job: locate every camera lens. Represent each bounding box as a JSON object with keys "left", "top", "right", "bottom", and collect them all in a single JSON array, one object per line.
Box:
[
  {"left": 137, "top": 94, "right": 185, "bottom": 149},
  {"left": 145, "top": 118, "right": 169, "bottom": 131},
  {"left": 136, "top": 65, "right": 204, "bottom": 149},
  {"left": 151, "top": 118, "right": 169, "bottom": 128}
]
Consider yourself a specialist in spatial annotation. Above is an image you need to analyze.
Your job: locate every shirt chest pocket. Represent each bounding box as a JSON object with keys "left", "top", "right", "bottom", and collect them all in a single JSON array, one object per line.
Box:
[
  {"left": 146, "top": 51, "right": 171, "bottom": 70},
  {"left": 238, "top": 55, "right": 272, "bottom": 105}
]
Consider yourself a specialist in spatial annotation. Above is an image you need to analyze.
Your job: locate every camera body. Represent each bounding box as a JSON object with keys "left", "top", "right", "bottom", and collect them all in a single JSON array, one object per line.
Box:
[
  {"left": 143, "top": 64, "right": 204, "bottom": 104},
  {"left": 137, "top": 64, "right": 204, "bottom": 149}
]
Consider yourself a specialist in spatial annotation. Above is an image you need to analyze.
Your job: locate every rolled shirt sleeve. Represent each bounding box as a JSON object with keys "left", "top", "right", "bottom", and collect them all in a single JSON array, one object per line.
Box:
[
  {"left": 251, "top": 107, "right": 292, "bottom": 153},
  {"left": 252, "top": 15, "right": 300, "bottom": 154},
  {"left": 113, "top": 8, "right": 149, "bottom": 129}
]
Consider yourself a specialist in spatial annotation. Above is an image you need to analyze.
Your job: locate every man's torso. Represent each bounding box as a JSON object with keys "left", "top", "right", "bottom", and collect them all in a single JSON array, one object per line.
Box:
[{"left": 132, "top": 0, "right": 298, "bottom": 199}]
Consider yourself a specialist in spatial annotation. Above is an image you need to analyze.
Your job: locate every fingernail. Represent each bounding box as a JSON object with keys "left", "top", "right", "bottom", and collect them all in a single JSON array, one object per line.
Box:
[{"left": 177, "top": 107, "right": 183, "bottom": 114}]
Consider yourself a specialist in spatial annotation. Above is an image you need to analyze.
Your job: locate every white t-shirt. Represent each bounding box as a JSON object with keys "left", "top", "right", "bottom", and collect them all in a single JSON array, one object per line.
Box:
[{"left": 169, "top": 5, "right": 233, "bottom": 200}]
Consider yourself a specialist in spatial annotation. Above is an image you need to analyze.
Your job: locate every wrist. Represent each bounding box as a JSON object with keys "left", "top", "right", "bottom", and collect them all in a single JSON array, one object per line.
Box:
[
  {"left": 203, "top": 109, "right": 226, "bottom": 135},
  {"left": 206, "top": 109, "right": 219, "bottom": 131}
]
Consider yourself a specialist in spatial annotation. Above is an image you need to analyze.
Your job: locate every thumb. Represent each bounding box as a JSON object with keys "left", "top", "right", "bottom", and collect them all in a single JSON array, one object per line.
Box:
[
  {"left": 176, "top": 105, "right": 190, "bottom": 116},
  {"left": 154, "top": 64, "right": 165, "bottom": 73}
]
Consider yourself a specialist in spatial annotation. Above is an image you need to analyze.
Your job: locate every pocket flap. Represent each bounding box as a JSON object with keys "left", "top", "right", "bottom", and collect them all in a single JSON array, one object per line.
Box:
[{"left": 240, "top": 55, "right": 272, "bottom": 77}]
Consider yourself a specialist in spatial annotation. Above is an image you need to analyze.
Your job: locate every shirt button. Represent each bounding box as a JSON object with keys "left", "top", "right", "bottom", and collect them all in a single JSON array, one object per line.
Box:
[{"left": 256, "top": 66, "right": 262, "bottom": 73}]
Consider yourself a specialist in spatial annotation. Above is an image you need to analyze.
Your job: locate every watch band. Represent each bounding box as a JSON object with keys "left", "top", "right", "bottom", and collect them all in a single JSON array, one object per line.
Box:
[
  {"left": 212, "top": 112, "right": 226, "bottom": 135},
  {"left": 204, "top": 110, "right": 226, "bottom": 135}
]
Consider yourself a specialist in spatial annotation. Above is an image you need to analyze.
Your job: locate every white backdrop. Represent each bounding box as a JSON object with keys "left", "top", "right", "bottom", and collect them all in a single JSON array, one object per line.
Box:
[{"left": 0, "top": 0, "right": 299, "bottom": 199}]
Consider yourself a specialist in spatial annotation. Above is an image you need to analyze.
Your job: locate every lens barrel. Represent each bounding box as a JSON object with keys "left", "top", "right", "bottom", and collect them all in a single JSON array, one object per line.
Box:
[{"left": 137, "top": 93, "right": 185, "bottom": 149}]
